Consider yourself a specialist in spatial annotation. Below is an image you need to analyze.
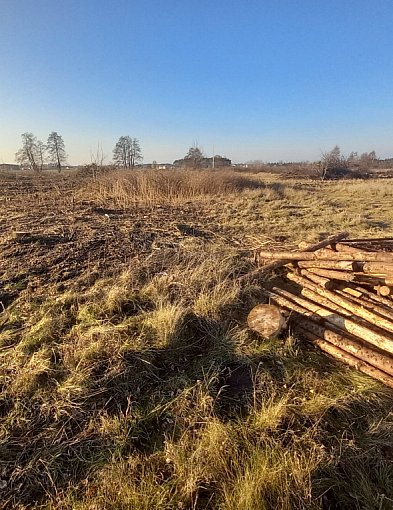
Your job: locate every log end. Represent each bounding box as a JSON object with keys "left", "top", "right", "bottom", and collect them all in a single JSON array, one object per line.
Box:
[{"left": 247, "top": 304, "right": 287, "bottom": 339}]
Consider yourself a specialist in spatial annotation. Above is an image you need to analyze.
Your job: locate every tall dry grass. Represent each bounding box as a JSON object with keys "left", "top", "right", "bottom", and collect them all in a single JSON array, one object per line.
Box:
[{"left": 85, "top": 169, "right": 263, "bottom": 208}]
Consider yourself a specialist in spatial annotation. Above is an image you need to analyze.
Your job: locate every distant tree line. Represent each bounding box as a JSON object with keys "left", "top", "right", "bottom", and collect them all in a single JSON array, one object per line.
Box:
[
  {"left": 15, "top": 132, "right": 67, "bottom": 173},
  {"left": 15, "top": 133, "right": 144, "bottom": 173},
  {"left": 14, "top": 135, "right": 384, "bottom": 180},
  {"left": 245, "top": 146, "right": 381, "bottom": 180}
]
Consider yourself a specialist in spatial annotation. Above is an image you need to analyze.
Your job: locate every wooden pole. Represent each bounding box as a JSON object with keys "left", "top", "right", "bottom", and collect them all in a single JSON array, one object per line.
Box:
[
  {"left": 287, "top": 272, "right": 393, "bottom": 336},
  {"left": 298, "top": 261, "right": 355, "bottom": 271},
  {"left": 239, "top": 231, "right": 349, "bottom": 284},
  {"left": 304, "top": 267, "right": 354, "bottom": 282},
  {"left": 298, "top": 268, "right": 335, "bottom": 289},
  {"left": 334, "top": 289, "right": 393, "bottom": 322},
  {"left": 339, "top": 286, "right": 363, "bottom": 298},
  {"left": 332, "top": 243, "right": 368, "bottom": 254},
  {"left": 258, "top": 250, "right": 393, "bottom": 263},
  {"left": 305, "top": 267, "right": 392, "bottom": 287},
  {"left": 268, "top": 287, "right": 393, "bottom": 355},
  {"left": 361, "top": 261, "right": 393, "bottom": 275},
  {"left": 339, "top": 283, "right": 393, "bottom": 308},
  {"left": 296, "top": 320, "right": 393, "bottom": 377},
  {"left": 297, "top": 328, "right": 393, "bottom": 388},
  {"left": 268, "top": 286, "right": 393, "bottom": 355}
]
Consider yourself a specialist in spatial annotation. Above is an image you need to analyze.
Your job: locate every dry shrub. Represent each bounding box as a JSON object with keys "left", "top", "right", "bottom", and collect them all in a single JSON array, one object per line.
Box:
[{"left": 86, "top": 169, "right": 262, "bottom": 207}]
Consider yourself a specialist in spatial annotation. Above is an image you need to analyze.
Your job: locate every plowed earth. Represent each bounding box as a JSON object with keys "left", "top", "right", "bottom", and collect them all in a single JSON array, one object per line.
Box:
[{"left": 0, "top": 173, "right": 238, "bottom": 309}]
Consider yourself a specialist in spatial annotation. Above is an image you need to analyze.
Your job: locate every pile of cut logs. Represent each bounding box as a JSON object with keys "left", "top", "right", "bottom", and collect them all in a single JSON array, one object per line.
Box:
[{"left": 247, "top": 232, "right": 393, "bottom": 388}]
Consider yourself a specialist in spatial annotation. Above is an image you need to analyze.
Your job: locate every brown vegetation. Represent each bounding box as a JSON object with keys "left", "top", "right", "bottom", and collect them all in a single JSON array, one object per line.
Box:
[{"left": 0, "top": 169, "right": 393, "bottom": 509}]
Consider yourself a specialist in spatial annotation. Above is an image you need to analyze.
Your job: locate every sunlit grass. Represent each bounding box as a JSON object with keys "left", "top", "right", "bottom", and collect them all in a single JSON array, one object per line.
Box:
[{"left": 1, "top": 170, "right": 393, "bottom": 508}]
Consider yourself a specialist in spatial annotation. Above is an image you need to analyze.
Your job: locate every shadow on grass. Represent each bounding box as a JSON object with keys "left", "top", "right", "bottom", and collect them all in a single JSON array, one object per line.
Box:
[{"left": 1, "top": 289, "right": 393, "bottom": 509}]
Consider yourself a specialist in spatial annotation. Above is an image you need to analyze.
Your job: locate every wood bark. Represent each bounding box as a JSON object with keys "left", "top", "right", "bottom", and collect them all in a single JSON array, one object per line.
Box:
[
  {"left": 361, "top": 261, "right": 393, "bottom": 275},
  {"left": 268, "top": 287, "right": 393, "bottom": 351},
  {"left": 298, "top": 261, "right": 355, "bottom": 271},
  {"left": 335, "top": 289, "right": 393, "bottom": 322},
  {"left": 298, "top": 268, "right": 335, "bottom": 289},
  {"left": 258, "top": 250, "right": 393, "bottom": 263},
  {"left": 247, "top": 304, "right": 286, "bottom": 338},
  {"left": 239, "top": 231, "right": 349, "bottom": 284},
  {"left": 297, "top": 328, "right": 393, "bottom": 388},
  {"left": 333, "top": 243, "right": 369, "bottom": 254},
  {"left": 296, "top": 320, "right": 393, "bottom": 377},
  {"left": 339, "top": 283, "right": 393, "bottom": 308},
  {"left": 287, "top": 272, "right": 393, "bottom": 336},
  {"left": 305, "top": 267, "right": 393, "bottom": 286},
  {"left": 268, "top": 286, "right": 393, "bottom": 355}
]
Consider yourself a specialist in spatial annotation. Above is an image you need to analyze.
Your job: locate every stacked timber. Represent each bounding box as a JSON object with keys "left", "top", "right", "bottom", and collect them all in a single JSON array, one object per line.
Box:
[{"left": 247, "top": 232, "right": 393, "bottom": 388}]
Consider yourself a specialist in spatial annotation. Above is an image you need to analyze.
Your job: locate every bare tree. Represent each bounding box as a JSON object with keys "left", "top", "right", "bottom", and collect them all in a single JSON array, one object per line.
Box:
[
  {"left": 47, "top": 132, "right": 67, "bottom": 173},
  {"left": 36, "top": 140, "right": 46, "bottom": 172},
  {"left": 113, "top": 136, "right": 142, "bottom": 169},
  {"left": 184, "top": 144, "right": 204, "bottom": 168},
  {"left": 359, "top": 151, "right": 377, "bottom": 169},
  {"left": 15, "top": 132, "right": 39, "bottom": 172},
  {"left": 348, "top": 150, "right": 377, "bottom": 176},
  {"left": 89, "top": 143, "right": 106, "bottom": 179},
  {"left": 319, "top": 145, "right": 348, "bottom": 180}
]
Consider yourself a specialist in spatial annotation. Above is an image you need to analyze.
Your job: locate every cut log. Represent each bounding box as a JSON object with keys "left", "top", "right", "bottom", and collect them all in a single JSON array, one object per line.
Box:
[
  {"left": 333, "top": 243, "right": 367, "bottom": 254},
  {"left": 296, "top": 320, "right": 393, "bottom": 377},
  {"left": 268, "top": 286, "right": 393, "bottom": 355},
  {"left": 335, "top": 289, "right": 393, "bottom": 322},
  {"left": 305, "top": 267, "right": 393, "bottom": 287},
  {"left": 239, "top": 231, "right": 349, "bottom": 283},
  {"left": 340, "top": 283, "right": 393, "bottom": 308},
  {"left": 361, "top": 261, "right": 393, "bottom": 275},
  {"left": 379, "top": 286, "right": 392, "bottom": 297},
  {"left": 258, "top": 250, "right": 393, "bottom": 263},
  {"left": 297, "top": 328, "right": 393, "bottom": 388},
  {"left": 247, "top": 304, "right": 286, "bottom": 338},
  {"left": 298, "top": 260, "right": 355, "bottom": 271},
  {"left": 339, "top": 286, "right": 363, "bottom": 298},
  {"left": 287, "top": 272, "right": 393, "bottom": 336},
  {"left": 353, "top": 274, "right": 393, "bottom": 286},
  {"left": 313, "top": 248, "right": 337, "bottom": 258},
  {"left": 373, "top": 285, "right": 392, "bottom": 296},
  {"left": 298, "top": 269, "right": 335, "bottom": 289}
]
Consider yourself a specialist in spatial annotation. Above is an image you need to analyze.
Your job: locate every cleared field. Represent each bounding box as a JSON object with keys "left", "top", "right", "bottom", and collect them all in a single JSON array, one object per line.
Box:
[{"left": 0, "top": 169, "right": 393, "bottom": 509}]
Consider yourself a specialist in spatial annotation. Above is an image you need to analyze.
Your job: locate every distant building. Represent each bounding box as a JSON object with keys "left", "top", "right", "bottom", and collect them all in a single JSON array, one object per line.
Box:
[
  {"left": 173, "top": 155, "right": 231, "bottom": 168},
  {"left": 137, "top": 163, "right": 174, "bottom": 170},
  {"left": 0, "top": 164, "right": 20, "bottom": 171}
]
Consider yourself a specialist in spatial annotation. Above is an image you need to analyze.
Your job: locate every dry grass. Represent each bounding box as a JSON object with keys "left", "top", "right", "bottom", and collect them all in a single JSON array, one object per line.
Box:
[
  {"left": 86, "top": 169, "right": 263, "bottom": 208},
  {"left": 0, "top": 169, "right": 393, "bottom": 509}
]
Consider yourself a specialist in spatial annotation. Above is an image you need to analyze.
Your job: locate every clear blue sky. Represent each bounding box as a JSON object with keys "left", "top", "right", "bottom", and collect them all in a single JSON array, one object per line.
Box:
[{"left": 1, "top": 0, "right": 393, "bottom": 164}]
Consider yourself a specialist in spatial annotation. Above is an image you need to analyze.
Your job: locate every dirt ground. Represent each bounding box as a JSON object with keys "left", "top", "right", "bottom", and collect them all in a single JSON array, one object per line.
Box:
[{"left": 0, "top": 173, "right": 240, "bottom": 305}]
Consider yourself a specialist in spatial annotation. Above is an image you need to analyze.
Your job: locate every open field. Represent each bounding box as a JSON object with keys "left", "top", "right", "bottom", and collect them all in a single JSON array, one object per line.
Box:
[{"left": 1, "top": 169, "right": 393, "bottom": 509}]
